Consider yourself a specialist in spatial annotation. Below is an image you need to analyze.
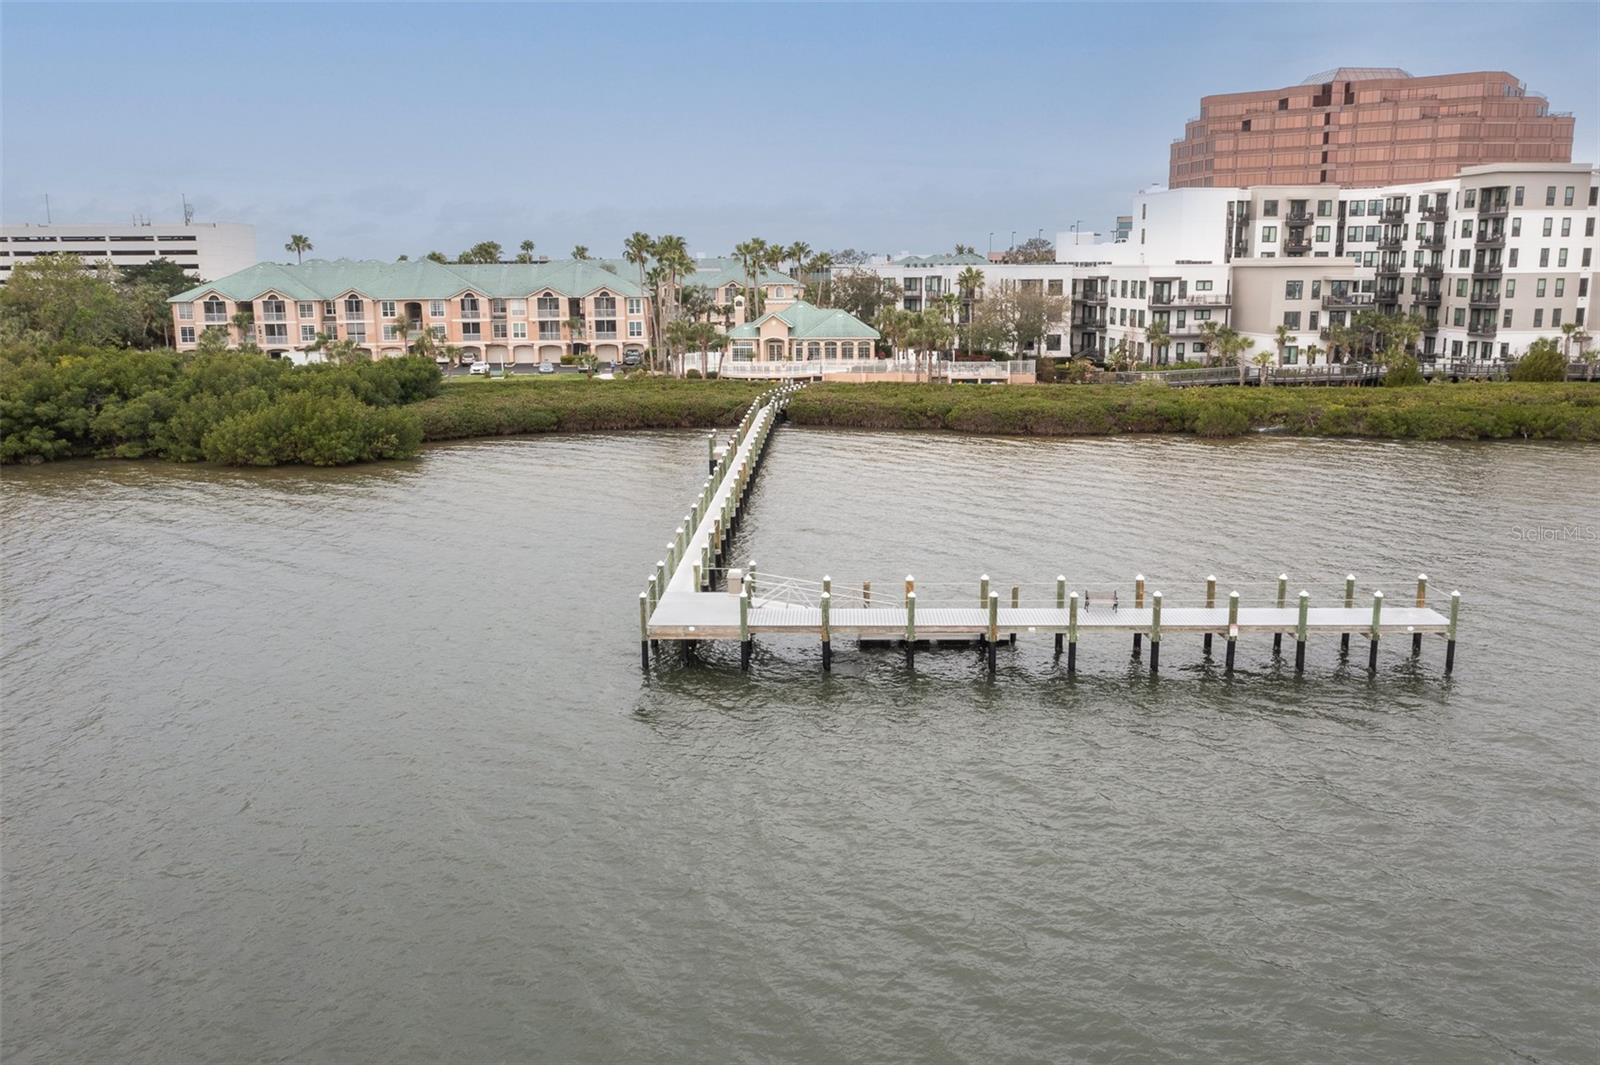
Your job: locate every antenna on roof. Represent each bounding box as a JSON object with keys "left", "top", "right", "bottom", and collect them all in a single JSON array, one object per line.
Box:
[
  {"left": 44, "top": 194, "right": 52, "bottom": 224},
  {"left": 182, "top": 195, "right": 194, "bottom": 225}
]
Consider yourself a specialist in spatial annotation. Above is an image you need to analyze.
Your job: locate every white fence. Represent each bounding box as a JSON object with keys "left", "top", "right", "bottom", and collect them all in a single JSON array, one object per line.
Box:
[{"left": 711, "top": 356, "right": 1036, "bottom": 382}]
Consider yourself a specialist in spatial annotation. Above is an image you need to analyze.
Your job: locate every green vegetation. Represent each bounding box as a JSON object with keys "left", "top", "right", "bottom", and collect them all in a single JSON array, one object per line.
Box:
[
  {"left": 1510, "top": 338, "right": 1568, "bottom": 382},
  {"left": 781, "top": 382, "right": 1600, "bottom": 441},
  {"left": 1, "top": 348, "right": 438, "bottom": 465},
  {"left": 414, "top": 376, "right": 765, "bottom": 440}
]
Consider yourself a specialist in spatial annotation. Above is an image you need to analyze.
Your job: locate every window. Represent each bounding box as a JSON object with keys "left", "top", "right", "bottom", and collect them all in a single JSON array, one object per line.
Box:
[
  {"left": 1317, "top": 199, "right": 1332, "bottom": 217},
  {"left": 772, "top": 287, "right": 785, "bottom": 300},
  {"left": 1512, "top": 218, "right": 1522, "bottom": 237},
  {"left": 1261, "top": 225, "right": 1277, "bottom": 242},
  {"left": 1456, "top": 279, "right": 1469, "bottom": 297},
  {"left": 1193, "top": 310, "right": 1211, "bottom": 321},
  {"left": 1453, "top": 308, "right": 1466, "bottom": 326},
  {"left": 1285, "top": 280, "right": 1303, "bottom": 299},
  {"left": 1539, "top": 249, "right": 1549, "bottom": 268},
  {"left": 382, "top": 324, "right": 401, "bottom": 341},
  {"left": 1315, "top": 226, "right": 1330, "bottom": 242},
  {"left": 1120, "top": 280, "right": 1129, "bottom": 297},
  {"left": 1588, "top": 218, "right": 1596, "bottom": 238},
  {"left": 1536, "top": 279, "right": 1547, "bottom": 297},
  {"left": 824, "top": 342, "right": 837, "bottom": 358},
  {"left": 1508, "top": 249, "right": 1519, "bottom": 267},
  {"left": 1309, "top": 312, "right": 1320, "bottom": 330},
  {"left": 203, "top": 297, "right": 227, "bottom": 323},
  {"left": 380, "top": 300, "right": 396, "bottom": 318},
  {"left": 508, "top": 299, "right": 526, "bottom": 317},
  {"left": 1311, "top": 280, "right": 1322, "bottom": 298},
  {"left": 1584, "top": 249, "right": 1593, "bottom": 269},
  {"left": 431, "top": 325, "right": 446, "bottom": 340},
  {"left": 1347, "top": 226, "right": 1361, "bottom": 243},
  {"left": 177, "top": 302, "right": 193, "bottom": 320},
  {"left": 1552, "top": 308, "right": 1563, "bottom": 327},
  {"left": 1564, "top": 186, "right": 1575, "bottom": 206},
  {"left": 1514, "top": 186, "right": 1524, "bottom": 206},
  {"left": 1460, "top": 219, "right": 1473, "bottom": 238},
  {"left": 1542, "top": 217, "right": 1553, "bottom": 237},
  {"left": 1283, "top": 311, "right": 1301, "bottom": 329},
  {"left": 627, "top": 321, "right": 642, "bottom": 338},
  {"left": 179, "top": 326, "right": 195, "bottom": 344},
  {"left": 1558, "top": 249, "right": 1568, "bottom": 268},
  {"left": 1561, "top": 217, "right": 1572, "bottom": 237},
  {"left": 1367, "top": 199, "right": 1381, "bottom": 215},
  {"left": 537, "top": 296, "right": 560, "bottom": 318},
  {"left": 1047, "top": 279, "right": 1063, "bottom": 296},
  {"left": 297, "top": 301, "right": 315, "bottom": 318},
  {"left": 594, "top": 295, "right": 616, "bottom": 317},
  {"left": 626, "top": 297, "right": 643, "bottom": 316},
  {"left": 1262, "top": 200, "right": 1279, "bottom": 217},
  {"left": 807, "top": 341, "right": 821, "bottom": 359},
  {"left": 1364, "top": 226, "right": 1378, "bottom": 243},
  {"left": 461, "top": 322, "right": 481, "bottom": 339},
  {"left": 460, "top": 294, "right": 480, "bottom": 318},
  {"left": 1533, "top": 309, "right": 1544, "bottom": 328},
  {"left": 300, "top": 325, "right": 316, "bottom": 343},
  {"left": 491, "top": 322, "right": 507, "bottom": 339},
  {"left": 345, "top": 322, "right": 366, "bottom": 342},
  {"left": 324, "top": 301, "right": 336, "bottom": 317},
  {"left": 343, "top": 296, "right": 364, "bottom": 318},
  {"left": 1506, "top": 280, "right": 1516, "bottom": 297},
  {"left": 512, "top": 322, "right": 528, "bottom": 339},
  {"left": 1195, "top": 280, "right": 1213, "bottom": 291},
  {"left": 1555, "top": 279, "right": 1565, "bottom": 297},
  {"left": 1503, "top": 310, "right": 1513, "bottom": 328},
  {"left": 429, "top": 299, "right": 445, "bottom": 317},
  {"left": 1545, "top": 186, "right": 1556, "bottom": 206}
]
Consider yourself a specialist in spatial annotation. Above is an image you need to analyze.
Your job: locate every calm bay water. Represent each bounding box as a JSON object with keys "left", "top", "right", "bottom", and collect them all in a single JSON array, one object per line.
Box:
[{"left": 3, "top": 429, "right": 1597, "bottom": 1064}]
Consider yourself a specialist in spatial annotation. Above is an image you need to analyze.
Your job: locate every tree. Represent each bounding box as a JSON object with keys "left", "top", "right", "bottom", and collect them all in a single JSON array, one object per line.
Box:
[
  {"left": 823, "top": 270, "right": 901, "bottom": 326},
  {"left": 800, "top": 251, "right": 834, "bottom": 305},
  {"left": 1509, "top": 337, "right": 1567, "bottom": 381},
  {"left": 195, "top": 326, "right": 231, "bottom": 354},
  {"left": 457, "top": 241, "right": 503, "bottom": 264},
  {"left": 515, "top": 239, "right": 537, "bottom": 264},
  {"left": 424, "top": 251, "right": 448, "bottom": 264},
  {"left": 1560, "top": 321, "right": 1580, "bottom": 358},
  {"left": 1273, "top": 323, "right": 1291, "bottom": 368},
  {"left": 1145, "top": 320, "right": 1171, "bottom": 366},
  {"left": 986, "top": 282, "right": 1067, "bottom": 356},
  {"left": 1199, "top": 321, "right": 1252, "bottom": 384},
  {"left": 120, "top": 259, "right": 203, "bottom": 297},
  {"left": 1253, "top": 348, "right": 1276, "bottom": 386},
  {"left": 570, "top": 245, "right": 590, "bottom": 260},
  {"left": 954, "top": 243, "right": 976, "bottom": 256},
  {"left": 0, "top": 253, "right": 138, "bottom": 349},
  {"left": 785, "top": 242, "right": 810, "bottom": 280},
  {"left": 285, "top": 234, "right": 313, "bottom": 264},
  {"left": 307, "top": 332, "right": 369, "bottom": 365},
  {"left": 1004, "top": 237, "right": 1054, "bottom": 264},
  {"left": 1303, "top": 343, "right": 1324, "bottom": 367}
]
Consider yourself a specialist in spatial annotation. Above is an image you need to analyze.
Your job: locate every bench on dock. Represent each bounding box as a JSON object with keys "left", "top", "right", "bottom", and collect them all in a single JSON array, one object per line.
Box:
[{"left": 1083, "top": 589, "right": 1118, "bottom": 610}]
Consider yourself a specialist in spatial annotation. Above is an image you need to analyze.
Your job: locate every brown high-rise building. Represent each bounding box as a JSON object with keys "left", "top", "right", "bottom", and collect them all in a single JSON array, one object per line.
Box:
[{"left": 1169, "top": 68, "right": 1575, "bottom": 189}]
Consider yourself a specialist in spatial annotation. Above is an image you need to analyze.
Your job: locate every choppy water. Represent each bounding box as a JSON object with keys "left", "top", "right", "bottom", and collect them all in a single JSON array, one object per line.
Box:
[{"left": 3, "top": 430, "right": 1597, "bottom": 1064}]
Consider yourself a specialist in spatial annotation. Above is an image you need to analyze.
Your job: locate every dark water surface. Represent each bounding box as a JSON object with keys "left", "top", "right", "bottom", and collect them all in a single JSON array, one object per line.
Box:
[{"left": 3, "top": 430, "right": 1597, "bottom": 1064}]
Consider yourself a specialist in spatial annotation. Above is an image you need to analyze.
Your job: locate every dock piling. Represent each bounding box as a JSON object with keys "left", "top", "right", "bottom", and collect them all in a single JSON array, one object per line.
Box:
[
  {"left": 1341, "top": 574, "right": 1355, "bottom": 657},
  {"left": 1225, "top": 591, "right": 1239, "bottom": 675},
  {"left": 863, "top": 579, "right": 872, "bottom": 607},
  {"left": 1133, "top": 574, "right": 1145, "bottom": 658},
  {"left": 1010, "top": 585, "right": 1019, "bottom": 645},
  {"left": 987, "top": 592, "right": 999, "bottom": 674},
  {"left": 1068, "top": 592, "right": 1079, "bottom": 674},
  {"left": 1295, "top": 590, "right": 1309, "bottom": 674},
  {"left": 1445, "top": 591, "right": 1460, "bottom": 674},
  {"left": 820, "top": 589, "right": 832, "bottom": 672},
  {"left": 739, "top": 591, "right": 751, "bottom": 671},
  {"left": 1204, "top": 575, "right": 1216, "bottom": 657},
  {"left": 639, "top": 592, "right": 649, "bottom": 670},
  {"left": 1413, "top": 574, "right": 1427, "bottom": 655},
  {"left": 1274, "top": 574, "right": 1287, "bottom": 656},
  {"left": 979, "top": 573, "right": 990, "bottom": 609},
  {"left": 906, "top": 590, "right": 917, "bottom": 668},
  {"left": 1055, "top": 575, "right": 1066, "bottom": 654},
  {"left": 1150, "top": 591, "right": 1162, "bottom": 673},
  {"left": 1369, "top": 590, "right": 1383, "bottom": 673}
]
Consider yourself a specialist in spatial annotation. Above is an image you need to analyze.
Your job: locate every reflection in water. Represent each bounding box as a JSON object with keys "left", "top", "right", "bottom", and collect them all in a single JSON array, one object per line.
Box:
[{"left": 3, "top": 430, "right": 1597, "bottom": 1065}]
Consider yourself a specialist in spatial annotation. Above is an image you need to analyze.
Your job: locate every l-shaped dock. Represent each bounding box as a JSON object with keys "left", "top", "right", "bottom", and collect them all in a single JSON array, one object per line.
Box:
[{"left": 639, "top": 386, "right": 1461, "bottom": 677}]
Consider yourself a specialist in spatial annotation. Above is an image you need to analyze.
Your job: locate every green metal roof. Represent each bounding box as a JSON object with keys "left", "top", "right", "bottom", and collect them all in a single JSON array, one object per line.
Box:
[
  {"left": 727, "top": 300, "right": 879, "bottom": 340},
  {"left": 593, "top": 256, "right": 798, "bottom": 294},
  {"left": 892, "top": 252, "right": 989, "bottom": 267},
  {"left": 169, "top": 258, "right": 646, "bottom": 303}
]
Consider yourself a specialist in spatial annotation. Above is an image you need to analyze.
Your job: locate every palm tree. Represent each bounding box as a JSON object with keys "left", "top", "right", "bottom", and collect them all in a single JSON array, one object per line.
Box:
[
  {"left": 515, "top": 239, "right": 537, "bottom": 264},
  {"left": 1560, "top": 320, "right": 1579, "bottom": 359},
  {"left": 956, "top": 266, "right": 985, "bottom": 356},
  {"left": 571, "top": 245, "right": 590, "bottom": 260},
  {"left": 1253, "top": 348, "right": 1275, "bottom": 386},
  {"left": 802, "top": 251, "right": 833, "bottom": 305},
  {"left": 786, "top": 242, "right": 810, "bottom": 281},
  {"left": 1145, "top": 320, "right": 1171, "bottom": 366},
  {"left": 1274, "top": 323, "right": 1291, "bottom": 368},
  {"left": 285, "top": 234, "right": 313, "bottom": 264},
  {"left": 624, "top": 231, "right": 653, "bottom": 292},
  {"left": 1303, "top": 343, "right": 1324, "bottom": 368}
]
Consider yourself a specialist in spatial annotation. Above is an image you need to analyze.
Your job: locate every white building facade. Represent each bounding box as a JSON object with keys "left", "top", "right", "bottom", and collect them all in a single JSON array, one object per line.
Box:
[{"left": 0, "top": 221, "right": 257, "bottom": 286}]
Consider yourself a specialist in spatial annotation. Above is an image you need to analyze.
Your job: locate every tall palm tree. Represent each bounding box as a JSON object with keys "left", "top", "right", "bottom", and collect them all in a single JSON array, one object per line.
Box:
[
  {"left": 1145, "top": 321, "right": 1171, "bottom": 366},
  {"left": 1560, "top": 320, "right": 1579, "bottom": 358},
  {"left": 624, "top": 231, "right": 653, "bottom": 293},
  {"left": 956, "top": 266, "right": 985, "bottom": 356},
  {"left": 1274, "top": 323, "right": 1291, "bottom": 368},
  {"left": 285, "top": 234, "right": 313, "bottom": 264},
  {"left": 786, "top": 242, "right": 810, "bottom": 280},
  {"left": 1303, "top": 342, "right": 1324, "bottom": 368},
  {"left": 732, "top": 238, "right": 765, "bottom": 319},
  {"left": 803, "top": 251, "right": 833, "bottom": 305},
  {"left": 515, "top": 239, "right": 536, "bottom": 264},
  {"left": 571, "top": 245, "right": 590, "bottom": 260},
  {"left": 1253, "top": 348, "right": 1275, "bottom": 386}
]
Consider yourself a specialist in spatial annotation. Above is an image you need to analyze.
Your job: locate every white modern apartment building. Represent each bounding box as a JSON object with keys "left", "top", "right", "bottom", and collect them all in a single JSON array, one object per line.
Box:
[
  {"left": 865, "top": 162, "right": 1597, "bottom": 366},
  {"left": 0, "top": 221, "right": 256, "bottom": 286}
]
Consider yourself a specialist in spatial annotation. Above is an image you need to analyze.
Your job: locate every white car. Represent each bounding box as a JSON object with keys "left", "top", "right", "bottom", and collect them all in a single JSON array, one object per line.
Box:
[{"left": 468, "top": 362, "right": 490, "bottom": 376}]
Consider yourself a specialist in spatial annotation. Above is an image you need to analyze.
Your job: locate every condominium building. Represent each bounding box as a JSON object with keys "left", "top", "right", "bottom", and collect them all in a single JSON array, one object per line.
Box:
[
  {"left": 1170, "top": 69, "right": 1575, "bottom": 189},
  {"left": 167, "top": 256, "right": 800, "bottom": 363},
  {"left": 1, "top": 221, "right": 256, "bottom": 286}
]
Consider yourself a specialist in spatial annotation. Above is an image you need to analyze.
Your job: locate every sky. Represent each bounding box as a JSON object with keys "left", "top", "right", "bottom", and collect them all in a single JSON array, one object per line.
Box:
[{"left": 4, "top": 2, "right": 1598, "bottom": 263}]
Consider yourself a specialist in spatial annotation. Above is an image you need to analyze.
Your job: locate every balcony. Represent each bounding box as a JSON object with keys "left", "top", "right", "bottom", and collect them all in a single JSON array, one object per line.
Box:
[
  {"left": 1284, "top": 239, "right": 1313, "bottom": 255},
  {"left": 1421, "top": 205, "right": 1449, "bottom": 223},
  {"left": 1474, "top": 232, "right": 1505, "bottom": 248},
  {"left": 1420, "top": 318, "right": 1442, "bottom": 332},
  {"left": 1472, "top": 262, "right": 1503, "bottom": 277},
  {"left": 1376, "top": 260, "right": 1403, "bottom": 276},
  {"left": 1382, "top": 208, "right": 1405, "bottom": 224},
  {"left": 1321, "top": 292, "right": 1374, "bottom": 310},
  {"left": 1377, "top": 234, "right": 1402, "bottom": 251},
  {"left": 1081, "top": 291, "right": 1108, "bottom": 305},
  {"left": 1286, "top": 211, "right": 1313, "bottom": 226},
  {"left": 1477, "top": 201, "right": 1509, "bottom": 218},
  {"left": 1469, "top": 292, "right": 1501, "bottom": 309},
  {"left": 1420, "top": 233, "right": 1446, "bottom": 249},
  {"left": 260, "top": 311, "right": 287, "bottom": 323},
  {"left": 1418, "top": 263, "right": 1445, "bottom": 278},
  {"left": 203, "top": 313, "right": 229, "bottom": 325},
  {"left": 1151, "top": 293, "right": 1232, "bottom": 309},
  {"left": 1415, "top": 290, "right": 1442, "bottom": 306},
  {"left": 260, "top": 328, "right": 290, "bottom": 347},
  {"left": 592, "top": 330, "right": 619, "bottom": 341},
  {"left": 1468, "top": 320, "right": 1498, "bottom": 338}
]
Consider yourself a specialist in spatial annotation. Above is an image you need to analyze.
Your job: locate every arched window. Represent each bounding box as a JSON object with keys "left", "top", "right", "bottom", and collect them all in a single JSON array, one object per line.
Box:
[
  {"left": 840, "top": 342, "right": 853, "bottom": 358},
  {"left": 460, "top": 292, "right": 480, "bottom": 318},
  {"left": 343, "top": 295, "right": 364, "bottom": 317},
  {"left": 203, "top": 297, "right": 227, "bottom": 323},
  {"left": 807, "top": 341, "right": 821, "bottom": 360},
  {"left": 824, "top": 341, "right": 837, "bottom": 359}
]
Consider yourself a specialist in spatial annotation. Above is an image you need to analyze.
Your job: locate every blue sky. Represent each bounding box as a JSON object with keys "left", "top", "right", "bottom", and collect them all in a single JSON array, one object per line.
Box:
[{"left": 4, "top": 2, "right": 1597, "bottom": 263}]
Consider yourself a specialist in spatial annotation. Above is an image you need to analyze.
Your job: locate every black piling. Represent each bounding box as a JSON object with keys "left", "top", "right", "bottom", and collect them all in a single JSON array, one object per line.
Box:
[
  {"left": 1445, "top": 639, "right": 1456, "bottom": 674},
  {"left": 740, "top": 639, "right": 752, "bottom": 671},
  {"left": 1132, "top": 633, "right": 1142, "bottom": 660},
  {"left": 1225, "top": 639, "right": 1236, "bottom": 675},
  {"left": 1295, "top": 640, "right": 1306, "bottom": 674},
  {"left": 1149, "top": 641, "right": 1160, "bottom": 673},
  {"left": 1067, "top": 642, "right": 1077, "bottom": 675}
]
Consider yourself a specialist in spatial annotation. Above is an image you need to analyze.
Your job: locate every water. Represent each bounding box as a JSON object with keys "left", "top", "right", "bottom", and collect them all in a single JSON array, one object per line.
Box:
[{"left": 3, "top": 430, "right": 1597, "bottom": 1064}]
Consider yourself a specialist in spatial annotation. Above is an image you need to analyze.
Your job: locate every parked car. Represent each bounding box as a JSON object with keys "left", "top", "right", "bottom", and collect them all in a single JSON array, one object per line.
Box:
[
  {"left": 622, "top": 352, "right": 642, "bottom": 367},
  {"left": 468, "top": 362, "right": 490, "bottom": 376},
  {"left": 538, "top": 361, "right": 557, "bottom": 374}
]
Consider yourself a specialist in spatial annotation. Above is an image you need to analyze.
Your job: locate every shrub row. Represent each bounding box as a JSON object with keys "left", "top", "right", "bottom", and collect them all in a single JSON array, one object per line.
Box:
[{"left": 414, "top": 377, "right": 766, "bottom": 439}]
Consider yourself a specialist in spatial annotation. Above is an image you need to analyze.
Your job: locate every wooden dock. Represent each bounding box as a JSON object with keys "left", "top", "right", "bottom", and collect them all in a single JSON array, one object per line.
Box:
[{"left": 640, "top": 386, "right": 1461, "bottom": 677}]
